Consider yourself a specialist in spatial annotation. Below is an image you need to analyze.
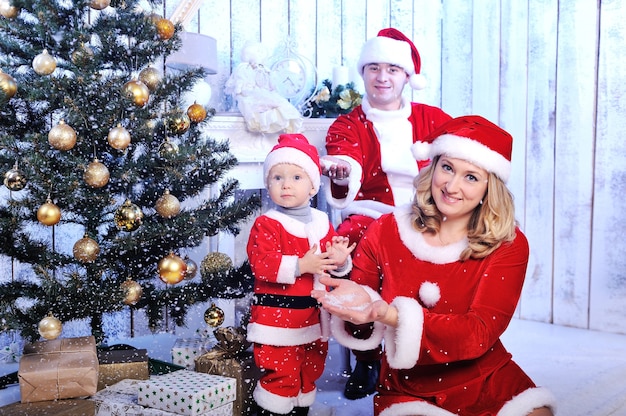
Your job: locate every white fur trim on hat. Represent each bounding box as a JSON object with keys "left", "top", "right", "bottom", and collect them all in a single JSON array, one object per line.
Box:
[
  {"left": 412, "top": 133, "right": 511, "bottom": 183},
  {"left": 385, "top": 296, "right": 423, "bottom": 369},
  {"left": 264, "top": 146, "right": 321, "bottom": 193},
  {"left": 329, "top": 285, "right": 386, "bottom": 350}
]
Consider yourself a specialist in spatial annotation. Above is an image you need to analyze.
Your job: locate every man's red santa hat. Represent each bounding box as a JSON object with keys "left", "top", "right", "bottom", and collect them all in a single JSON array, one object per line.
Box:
[
  {"left": 411, "top": 115, "right": 513, "bottom": 182},
  {"left": 263, "top": 133, "right": 322, "bottom": 193},
  {"left": 357, "top": 27, "right": 427, "bottom": 90}
]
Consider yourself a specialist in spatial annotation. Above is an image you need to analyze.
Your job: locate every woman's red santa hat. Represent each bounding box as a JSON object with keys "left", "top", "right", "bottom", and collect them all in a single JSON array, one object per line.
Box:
[
  {"left": 263, "top": 133, "right": 322, "bottom": 193},
  {"left": 357, "top": 28, "right": 427, "bottom": 90},
  {"left": 411, "top": 115, "right": 513, "bottom": 183}
]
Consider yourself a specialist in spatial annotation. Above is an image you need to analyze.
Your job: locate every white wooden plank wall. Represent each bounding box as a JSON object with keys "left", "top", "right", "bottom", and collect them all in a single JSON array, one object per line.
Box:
[{"left": 165, "top": 0, "right": 625, "bottom": 334}]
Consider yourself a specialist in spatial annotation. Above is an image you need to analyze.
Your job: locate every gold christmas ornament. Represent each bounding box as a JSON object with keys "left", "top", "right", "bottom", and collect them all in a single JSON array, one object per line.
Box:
[
  {"left": 157, "top": 252, "right": 187, "bottom": 284},
  {"left": 122, "top": 79, "right": 150, "bottom": 107},
  {"left": 89, "top": 0, "right": 110, "bottom": 10},
  {"left": 121, "top": 278, "right": 142, "bottom": 305},
  {"left": 155, "top": 17, "right": 175, "bottom": 40},
  {"left": 32, "top": 49, "right": 57, "bottom": 76},
  {"left": 38, "top": 313, "right": 62, "bottom": 340},
  {"left": 48, "top": 120, "right": 77, "bottom": 151},
  {"left": 204, "top": 303, "right": 225, "bottom": 328},
  {"left": 158, "top": 137, "right": 178, "bottom": 160},
  {"left": 107, "top": 123, "right": 131, "bottom": 150},
  {"left": 183, "top": 255, "right": 198, "bottom": 280},
  {"left": 0, "top": 70, "right": 17, "bottom": 100},
  {"left": 73, "top": 234, "right": 100, "bottom": 263},
  {"left": 167, "top": 113, "right": 190, "bottom": 135},
  {"left": 200, "top": 252, "right": 233, "bottom": 276},
  {"left": 114, "top": 199, "right": 143, "bottom": 231},
  {"left": 138, "top": 66, "right": 161, "bottom": 91},
  {"left": 155, "top": 189, "right": 180, "bottom": 218},
  {"left": 71, "top": 43, "right": 94, "bottom": 66},
  {"left": 0, "top": 0, "right": 19, "bottom": 18},
  {"left": 84, "top": 158, "right": 110, "bottom": 188},
  {"left": 187, "top": 102, "right": 207, "bottom": 123},
  {"left": 37, "top": 198, "right": 61, "bottom": 226},
  {"left": 3, "top": 166, "right": 27, "bottom": 191}
]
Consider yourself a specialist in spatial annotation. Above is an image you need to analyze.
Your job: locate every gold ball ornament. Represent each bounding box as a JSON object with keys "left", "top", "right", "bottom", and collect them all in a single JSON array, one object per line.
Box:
[
  {"left": 38, "top": 313, "right": 63, "bottom": 340},
  {"left": 155, "top": 189, "right": 180, "bottom": 218},
  {"left": 114, "top": 199, "right": 143, "bottom": 231},
  {"left": 107, "top": 124, "right": 131, "bottom": 150},
  {"left": 84, "top": 158, "right": 110, "bottom": 188},
  {"left": 48, "top": 120, "right": 77, "bottom": 151},
  {"left": 167, "top": 113, "right": 190, "bottom": 135},
  {"left": 0, "top": 70, "right": 17, "bottom": 101},
  {"left": 138, "top": 66, "right": 161, "bottom": 91},
  {"left": 32, "top": 49, "right": 57, "bottom": 76},
  {"left": 71, "top": 43, "right": 94, "bottom": 66},
  {"left": 0, "top": 0, "right": 19, "bottom": 19},
  {"left": 204, "top": 303, "right": 225, "bottom": 328},
  {"left": 122, "top": 79, "right": 150, "bottom": 107},
  {"left": 73, "top": 234, "right": 100, "bottom": 263},
  {"left": 158, "top": 138, "right": 179, "bottom": 160},
  {"left": 3, "top": 166, "right": 27, "bottom": 191},
  {"left": 89, "top": 0, "right": 110, "bottom": 10},
  {"left": 184, "top": 255, "right": 198, "bottom": 280},
  {"left": 37, "top": 199, "right": 61, "bottom": 226},
  {"left": 155, "top": 17, "right": 175, "bottom": 40},
  {"left": 200, "top": 252, "right": 233, "bottom": 276},
  {"left": 187, "top": 102, "right": 207, "bottom": 123},
  {"left": 158, "top": 252, "right": 187, "bottom": 284},
  {"left": 121, "top": 278, "right": 143, "bottom": 305}
]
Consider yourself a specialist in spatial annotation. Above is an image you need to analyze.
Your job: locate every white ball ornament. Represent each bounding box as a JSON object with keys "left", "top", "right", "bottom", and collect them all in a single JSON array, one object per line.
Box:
[{"left": 32, "top": 49, "right": 57, "bottom": 76}]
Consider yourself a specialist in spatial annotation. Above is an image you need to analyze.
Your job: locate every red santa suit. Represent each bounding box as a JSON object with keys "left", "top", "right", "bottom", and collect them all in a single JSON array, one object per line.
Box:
[
  {"left": 324, "top": 98, "right": 451, "bottom": 238},
  {"left": 247, "top": 208, "right": 350, "bottom": 414},
  {"left": 330, "top": 206, "right": 557, "bottom": 416}
]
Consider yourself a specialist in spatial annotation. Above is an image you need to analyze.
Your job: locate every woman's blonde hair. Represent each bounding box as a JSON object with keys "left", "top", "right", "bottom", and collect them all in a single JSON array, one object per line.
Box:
[{"left": 412, "top": 155, "right": 517, "bottom": 260}]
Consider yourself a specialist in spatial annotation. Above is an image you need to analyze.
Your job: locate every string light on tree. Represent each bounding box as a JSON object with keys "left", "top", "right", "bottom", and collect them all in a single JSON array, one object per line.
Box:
[
  {"left": 84, "top": 158, "right": 110, "bottom": 188},
  {"left": 204, "top": 303, "right": 225, "bottom": 328},
  {"left": 37, "top": 198, "right": 61, "bottom": 226},
  {"left": 121, "top": 278, "right": 142, "bottom": 305},
  {"left": 157, "top": 252, "right": 187, "bottom": 284},
  {"left": 48, "top": 120, "right": 77, "bottom": 151},
  {"left": 38, "top": 313, "right": 62, "bottom": 340},
  {"left": 73, "top": 234, "right": 100, "bottom": 263},
  {"left": 114, "top": 199, "right": 143, "bottom": 231},
  {"left": 32, "top": 49, "right": 56, "bottom": 75}
]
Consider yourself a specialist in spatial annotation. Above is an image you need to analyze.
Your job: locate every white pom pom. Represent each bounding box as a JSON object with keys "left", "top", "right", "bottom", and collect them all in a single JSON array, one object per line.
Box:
[
  {"left": 409, "top": 73, "right": 427, "bottom": 90},
  {"left": 411, "top": 141, "right": 431, "bottom": 161},
  {"left": 419, "top": 281, "right": 440, "bottom": 308}
]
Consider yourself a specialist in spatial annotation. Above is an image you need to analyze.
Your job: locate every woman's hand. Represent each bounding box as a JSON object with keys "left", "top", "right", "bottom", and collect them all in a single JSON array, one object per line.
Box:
[{"left": 311, "top": 275, "right": 397, "bottom": 326}]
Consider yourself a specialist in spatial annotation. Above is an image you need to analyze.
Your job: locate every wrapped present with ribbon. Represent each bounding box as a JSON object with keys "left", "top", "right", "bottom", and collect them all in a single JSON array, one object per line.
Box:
[
  {"left": 97, "top": 344, "right": 149, "bottom": 391},
  {"left": 171, "top": 337, "right": 215, "bottom": 370},
  {"left": 195, "top": 327, "right": 260, "bottom": 416},
  {"left": 18, "top": 336, "right": 99, "bottom": 403}
]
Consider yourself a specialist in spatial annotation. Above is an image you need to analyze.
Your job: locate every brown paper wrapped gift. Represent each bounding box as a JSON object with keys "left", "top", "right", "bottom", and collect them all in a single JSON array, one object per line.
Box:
[
  {"left": 97, "top": 344, "right": 149, "bottom": 391},
  {"left": 18, "top": 336, "right": 99, "bottom": 403},
  {"left": 195, "top": 327, "right": 261, "bottom": 416}
]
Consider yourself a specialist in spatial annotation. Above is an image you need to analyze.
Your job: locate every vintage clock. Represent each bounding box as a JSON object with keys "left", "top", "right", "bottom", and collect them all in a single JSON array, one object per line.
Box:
[{"left": 270, "top": 39, "right": 317, "bottom": 110}]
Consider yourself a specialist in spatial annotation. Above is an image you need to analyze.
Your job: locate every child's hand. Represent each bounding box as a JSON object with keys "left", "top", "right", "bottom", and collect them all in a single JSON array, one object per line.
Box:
[
  {"left": 298, "top": 244, "right": 339, "bottom": 275},
  {"left": 325, "top": 236, "right": 356, "bottom": 266}
]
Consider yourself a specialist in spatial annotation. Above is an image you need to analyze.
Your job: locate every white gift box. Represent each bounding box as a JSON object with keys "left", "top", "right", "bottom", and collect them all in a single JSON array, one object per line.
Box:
[
  {"left": 138, "top": 370, "right": 236, "bottom": 416},
  {"left": 171, "top": 338, "right": 215, "bottom": 370}
]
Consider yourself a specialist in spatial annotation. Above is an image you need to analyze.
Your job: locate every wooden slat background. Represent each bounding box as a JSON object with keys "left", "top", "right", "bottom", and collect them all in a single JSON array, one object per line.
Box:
[{"left": 156, "top": 0, "right": 626, "bottom": 334}]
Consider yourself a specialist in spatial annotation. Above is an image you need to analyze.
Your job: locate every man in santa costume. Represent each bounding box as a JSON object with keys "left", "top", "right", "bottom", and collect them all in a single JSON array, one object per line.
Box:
[
  {"left": 247, "top": 134, "right": 355, "bottom": 416},
  {"left": 321, "top": 27, "right": 451, "bottom": 399},
  {"left": 313, "top": 115, "right": 557, "bottom": 415}
]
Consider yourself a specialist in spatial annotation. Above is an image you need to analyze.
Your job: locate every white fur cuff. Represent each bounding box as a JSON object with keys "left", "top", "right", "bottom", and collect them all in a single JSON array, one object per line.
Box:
[{"left": 385, "top": 296, "right": 424, "bottom": 369}]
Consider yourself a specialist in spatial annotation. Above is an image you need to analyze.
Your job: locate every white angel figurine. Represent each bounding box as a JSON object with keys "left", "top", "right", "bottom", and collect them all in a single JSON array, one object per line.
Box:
[{"left": 225, "top": 41, "right": 303, "bottom": 134}]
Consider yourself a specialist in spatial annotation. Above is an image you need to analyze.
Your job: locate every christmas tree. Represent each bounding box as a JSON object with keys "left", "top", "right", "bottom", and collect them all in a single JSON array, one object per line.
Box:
[{"left": 0, "top": 0, "right": 259, "bottom": 343}]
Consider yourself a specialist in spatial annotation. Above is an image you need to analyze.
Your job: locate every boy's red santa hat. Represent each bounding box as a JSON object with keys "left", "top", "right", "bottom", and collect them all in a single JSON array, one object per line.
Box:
[
  {"left": 411, "top": 115, "right": 513, "bottom": 182},
  {"left": 357, "top": 28, "right": 427, "bottom": 90},
  {"left": 264, "top": 133, "right": 322, "bottom": 192}
]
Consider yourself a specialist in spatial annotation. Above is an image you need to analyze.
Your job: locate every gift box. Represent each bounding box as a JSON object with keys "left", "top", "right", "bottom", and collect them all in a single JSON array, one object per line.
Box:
[
  {"left": 18, "top": 336, "right": 99, "bottom": 403},
  {"left": 171, "top": 337, "right": 214, "bottom": 370},
  {"left": 0, "top": 398, "right": 96, "bottom": 415},
  {"left": 97, "top": 344, "right": 149, "bottom": 391},
  {"left": 194, "top": 327, "right": 260, "bottom": 416},
  {"left": 92, "top": 378, "right": 234, "bottom": 416},
  {"left": 137, "top": 370, "right": 236, "bottom": 416}
]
